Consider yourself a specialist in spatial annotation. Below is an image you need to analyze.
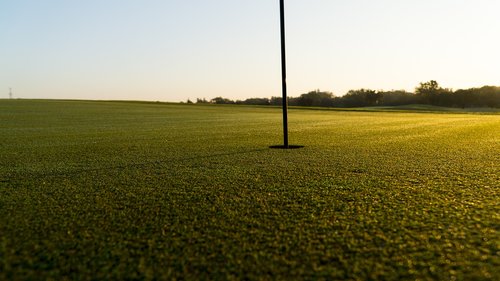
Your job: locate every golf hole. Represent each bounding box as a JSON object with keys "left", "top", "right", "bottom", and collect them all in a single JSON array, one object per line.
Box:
[{"left": 269, "top": 145, "right": 305, "bottom": 149}]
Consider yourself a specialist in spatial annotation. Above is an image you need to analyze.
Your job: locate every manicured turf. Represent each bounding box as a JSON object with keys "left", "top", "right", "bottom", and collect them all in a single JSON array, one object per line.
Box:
[{"left": 1, "top": 99, "right": 499, "bottom": 280}]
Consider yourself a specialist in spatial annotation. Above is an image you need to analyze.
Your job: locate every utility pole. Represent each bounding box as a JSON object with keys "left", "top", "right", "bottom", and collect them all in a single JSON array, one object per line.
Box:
[{"left": 280, "top": 0, "right": 289, "bottom": 148}]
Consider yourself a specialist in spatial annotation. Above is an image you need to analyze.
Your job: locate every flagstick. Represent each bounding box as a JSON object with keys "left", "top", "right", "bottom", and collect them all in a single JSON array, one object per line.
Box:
[{"left": 280, "top": 0, "right": 289, "bottom": 148}]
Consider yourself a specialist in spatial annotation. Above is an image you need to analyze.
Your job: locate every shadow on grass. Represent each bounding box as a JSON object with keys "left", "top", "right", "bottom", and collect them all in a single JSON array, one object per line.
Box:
[
  {"left": 3, "top": 148, "right": 277, "bottom": 181},
  {"left": 180, "top": 148, "right": 270, "bottom": 161}
]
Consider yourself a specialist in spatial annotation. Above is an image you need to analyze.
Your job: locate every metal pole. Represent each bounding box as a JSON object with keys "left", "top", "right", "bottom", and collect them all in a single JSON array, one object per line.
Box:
[{"left": 280, "top": 0, "right": 289, "bottom": 148}]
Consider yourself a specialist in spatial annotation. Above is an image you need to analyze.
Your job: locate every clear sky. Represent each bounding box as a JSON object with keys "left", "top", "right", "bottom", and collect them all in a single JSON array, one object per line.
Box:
[{"left": 1, "top": 0, "right": 499, "bottom": 102}]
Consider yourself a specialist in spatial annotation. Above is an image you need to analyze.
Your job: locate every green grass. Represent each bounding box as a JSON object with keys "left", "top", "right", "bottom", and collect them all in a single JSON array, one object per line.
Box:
[
  {"left": 1, "top": 99, "right": 499, "bottom": 280},
  {"left": 359, "top": 104, "right": 500, "bottom": 113}
]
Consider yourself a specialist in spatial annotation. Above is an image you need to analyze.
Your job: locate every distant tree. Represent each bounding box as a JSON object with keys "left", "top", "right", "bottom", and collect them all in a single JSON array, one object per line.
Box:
[
  {"left": 242, "top": 98, "right": 270, "bottom": 105},
  {"left": 211, "top": 97, "right": 235, "bottom": 104},
  {"left": 192, "top": 83, "right": 499, "bottom": 109},
  {"left": 379, "top": 90, "right": 417, "bottom": 106},
  {"left": 187, "top": 99, "right": 193, "bottom": 104},
  {"left": 288, "top": 96, "right": 300, "bottom": 106},
  {"left": 365, "top": 90, "right": 382, "bottom": 106},
  {"left": 415, "top": 80, "right": 452, "bottom": 106},
  {"left": 452, "top": 89, "right": 476, "bottom": 108},
  {"left": 297, "top": 90, "right": 335, "bottom": 107},
  {"left": 476, "top": 86, "right": 500, "bottom": 108},
  {"left": 196, "top": 98, "right": 209, "bottom": 104},
  {"left": 415, "top": 80, "right": 438, "bottom": 104},
  {"left": 449, "top": 86, "right": 499, "bottom": 108},
  {"left": 270, "top": 96, "right": 283, "bottom": 106},
  {"left": 342, "top": 89, "right": 381, "bottom": 107}
]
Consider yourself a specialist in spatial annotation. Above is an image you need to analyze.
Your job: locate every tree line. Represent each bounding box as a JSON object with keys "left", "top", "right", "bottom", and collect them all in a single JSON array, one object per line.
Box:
[{"left": 189, "top": 81, "right": 500, "bottom": 108}]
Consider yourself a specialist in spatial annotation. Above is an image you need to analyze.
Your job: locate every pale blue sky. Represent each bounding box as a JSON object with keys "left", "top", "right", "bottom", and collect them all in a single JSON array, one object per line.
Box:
[{"left": 1, "top": 0, "right": 499, "bottom": 102}]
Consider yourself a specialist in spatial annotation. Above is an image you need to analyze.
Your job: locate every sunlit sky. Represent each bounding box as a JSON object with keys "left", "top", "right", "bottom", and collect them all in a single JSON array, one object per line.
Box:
[{"left": 1, "top": 0, "right": 499, "bottom": 102}]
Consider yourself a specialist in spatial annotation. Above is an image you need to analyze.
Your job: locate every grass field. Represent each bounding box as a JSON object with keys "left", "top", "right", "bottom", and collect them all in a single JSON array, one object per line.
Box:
[{"left": 1, "top": 99, "right": 499, "bottom": 280}]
